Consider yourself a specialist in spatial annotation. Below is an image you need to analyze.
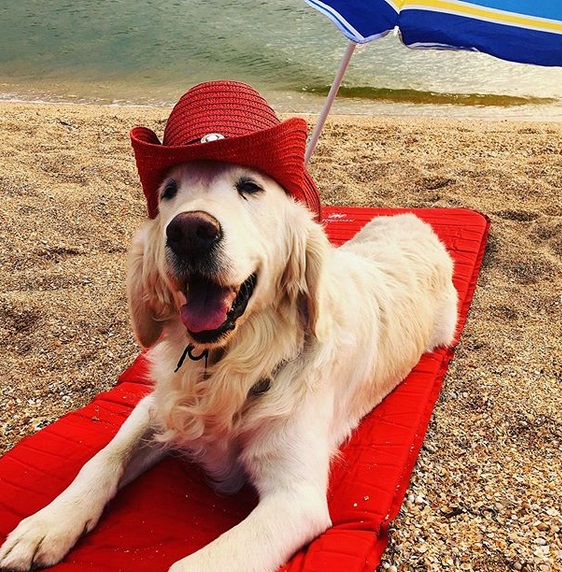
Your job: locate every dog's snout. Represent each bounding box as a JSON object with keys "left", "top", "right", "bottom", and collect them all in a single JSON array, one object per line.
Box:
[{"left": 166, "top": 211, "right": 222, "bottom": 259}]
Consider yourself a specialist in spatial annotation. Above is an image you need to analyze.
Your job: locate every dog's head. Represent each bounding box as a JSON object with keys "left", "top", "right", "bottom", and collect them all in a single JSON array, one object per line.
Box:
[{"left": 127, "top": 161, "right": 329, "bottom": 350}]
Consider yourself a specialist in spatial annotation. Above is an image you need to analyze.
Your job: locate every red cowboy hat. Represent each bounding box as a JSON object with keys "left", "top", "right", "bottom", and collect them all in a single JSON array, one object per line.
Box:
[{"left": 130, "top": 80, "right": 321, "bottom": 220}]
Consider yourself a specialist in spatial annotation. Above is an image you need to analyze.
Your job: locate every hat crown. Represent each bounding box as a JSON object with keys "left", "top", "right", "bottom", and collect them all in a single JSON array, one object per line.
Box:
[
  {"left": 163, "top": 81, "right": 280, "bottom": 147},
  {"left": 130, "top": 80, "right": 322, "bottom": 220}
]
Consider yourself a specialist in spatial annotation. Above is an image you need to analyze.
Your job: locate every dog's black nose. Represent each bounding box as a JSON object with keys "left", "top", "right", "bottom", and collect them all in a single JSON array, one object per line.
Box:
[{"left": 166, "top": 211, "right": 222, "bottom": 259}]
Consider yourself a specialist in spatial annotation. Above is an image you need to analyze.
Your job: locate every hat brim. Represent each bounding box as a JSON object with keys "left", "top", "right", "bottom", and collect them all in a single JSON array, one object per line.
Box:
[{"left": 130, "top": 118, "right": 321, "bottom": 220}]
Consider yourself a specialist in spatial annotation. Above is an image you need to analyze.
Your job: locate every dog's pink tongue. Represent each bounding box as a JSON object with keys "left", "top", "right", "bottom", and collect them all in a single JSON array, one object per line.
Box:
[{"left": 180, "top": 282, "right": 237, "bottom": 333}]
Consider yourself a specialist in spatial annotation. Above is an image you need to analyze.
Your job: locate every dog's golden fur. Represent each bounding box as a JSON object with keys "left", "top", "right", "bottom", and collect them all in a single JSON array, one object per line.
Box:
[{"left": 0, "top": 161, "right": 457, "bottom": 572}]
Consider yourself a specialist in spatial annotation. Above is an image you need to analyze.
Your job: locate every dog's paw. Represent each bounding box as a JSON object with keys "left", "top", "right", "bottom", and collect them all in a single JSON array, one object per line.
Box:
[
  {"left": 168, "top": 554, "right": 212, "bottom": 572},
  {"left": 0, "top": 509, "right": 91, "bottom": 571},
  {"left": 168, "top": 551, "right": 247, "bottom": 572}
]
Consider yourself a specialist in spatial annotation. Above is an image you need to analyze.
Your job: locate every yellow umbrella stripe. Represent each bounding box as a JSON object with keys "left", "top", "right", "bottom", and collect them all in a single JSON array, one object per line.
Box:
[{"left": 401, "top": 0, "right": 562, "bottom": 34}]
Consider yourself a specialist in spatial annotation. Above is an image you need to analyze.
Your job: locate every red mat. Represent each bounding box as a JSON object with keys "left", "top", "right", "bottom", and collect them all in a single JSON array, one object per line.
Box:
[{"left": 0, "top": 207, "right": 489, "bottom": 571}]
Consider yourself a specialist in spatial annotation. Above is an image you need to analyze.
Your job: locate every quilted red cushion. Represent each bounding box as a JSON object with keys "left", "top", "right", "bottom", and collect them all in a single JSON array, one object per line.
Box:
[{"left": 0, "top": 207, "right": 489, "bottom": 571}]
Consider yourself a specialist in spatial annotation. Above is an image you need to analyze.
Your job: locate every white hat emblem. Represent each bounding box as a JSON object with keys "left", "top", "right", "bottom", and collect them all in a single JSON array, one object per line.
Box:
[{"left": 200, "top": 133, "right": 225, "bottom": 143}]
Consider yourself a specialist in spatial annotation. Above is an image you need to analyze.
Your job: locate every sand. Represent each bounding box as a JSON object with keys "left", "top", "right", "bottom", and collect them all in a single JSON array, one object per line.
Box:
[{"left": 0, "top": 102, "right": 561, "bottom": 571}]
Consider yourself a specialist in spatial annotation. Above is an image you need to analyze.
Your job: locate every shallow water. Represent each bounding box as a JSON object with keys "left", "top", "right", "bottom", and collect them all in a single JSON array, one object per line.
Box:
[{"left": 1, "top": 0, "right": 561, "bottom": 119}]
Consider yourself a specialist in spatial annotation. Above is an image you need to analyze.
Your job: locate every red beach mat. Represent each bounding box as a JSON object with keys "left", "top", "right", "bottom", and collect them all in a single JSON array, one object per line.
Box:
[{"left": 0, "top": 207, "right": 489, "bottom": 572}]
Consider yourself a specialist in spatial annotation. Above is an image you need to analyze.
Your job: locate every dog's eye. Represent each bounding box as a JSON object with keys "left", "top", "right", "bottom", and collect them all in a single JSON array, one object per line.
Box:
[
  {"left": 161, "top": 179, "right": 178, "bottom": 201},
  {"left": 236, "top": 177, "right": 263, "bottom": 197}
]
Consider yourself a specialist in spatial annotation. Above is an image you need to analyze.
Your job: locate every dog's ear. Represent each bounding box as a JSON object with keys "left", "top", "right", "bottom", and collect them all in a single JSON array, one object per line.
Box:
[
  {"left": 126, "top": 223, "right": 174, "bottom": 348},
  {"left": 283, "top": 215, "right": 331, "bottom": 341},
  {"left": 303, "top": 222, "right": 332, "bottom": 341}
]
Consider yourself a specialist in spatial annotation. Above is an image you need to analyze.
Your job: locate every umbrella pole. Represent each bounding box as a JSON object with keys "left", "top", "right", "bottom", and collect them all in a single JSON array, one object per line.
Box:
[{"left": 305, "top": 41, "right": 357, "bottom": 164}]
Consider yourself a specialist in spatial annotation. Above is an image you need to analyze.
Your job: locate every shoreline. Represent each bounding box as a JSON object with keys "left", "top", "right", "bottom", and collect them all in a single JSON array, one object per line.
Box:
[
  {"left": 1, "top": 101, "right": 561, "bottom": 571},
  {"left": 2, "top": 84, "right": 562, "bottom": 122}
]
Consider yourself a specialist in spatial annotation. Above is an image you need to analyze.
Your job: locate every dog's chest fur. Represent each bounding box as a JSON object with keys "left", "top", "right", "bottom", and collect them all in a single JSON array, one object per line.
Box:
[
  {"left": 146, "top": 340, "right": 313, "bottom": 493},
  {"left": 147, "top": 308, "right": 307, "bottom": 449}
]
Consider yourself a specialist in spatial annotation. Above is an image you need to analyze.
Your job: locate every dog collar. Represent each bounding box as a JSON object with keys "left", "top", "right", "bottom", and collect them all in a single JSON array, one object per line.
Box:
[
  {"left": 174, "top": 344, "right": 208, "bottom": 373},
  {"left": 174, "top": 344, "right": 272, "bottom": 397}
]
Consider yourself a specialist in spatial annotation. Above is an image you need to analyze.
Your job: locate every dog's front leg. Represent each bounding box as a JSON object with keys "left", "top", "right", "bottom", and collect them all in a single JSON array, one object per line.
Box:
[
  {"left": 0, "top": 394, "right": 162, "bottom": 571},
  {"left": 170, "top": 401, "right": 333, "bottom": 572}
]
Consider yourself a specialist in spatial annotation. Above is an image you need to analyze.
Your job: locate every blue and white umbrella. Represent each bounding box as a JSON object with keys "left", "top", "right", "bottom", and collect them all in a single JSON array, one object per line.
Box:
[{"left": 303, "top": 0, "right": 562, "bottom": 160}]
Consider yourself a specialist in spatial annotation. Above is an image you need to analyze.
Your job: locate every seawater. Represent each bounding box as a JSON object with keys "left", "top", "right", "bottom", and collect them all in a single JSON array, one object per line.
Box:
[{"left": 1, "top": 0, "right": 562, "bottom": 120}]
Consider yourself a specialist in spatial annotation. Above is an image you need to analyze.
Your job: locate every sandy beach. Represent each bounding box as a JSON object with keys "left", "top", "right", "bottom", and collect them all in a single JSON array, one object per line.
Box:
[{"left": 0, "top": 102, "right": 561, "bottom": 571}]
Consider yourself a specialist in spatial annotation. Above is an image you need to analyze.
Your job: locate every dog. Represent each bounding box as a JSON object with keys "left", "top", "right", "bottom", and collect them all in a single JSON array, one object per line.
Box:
[{"left": 0, "top": 82, "right": 457, "bottom": 572}]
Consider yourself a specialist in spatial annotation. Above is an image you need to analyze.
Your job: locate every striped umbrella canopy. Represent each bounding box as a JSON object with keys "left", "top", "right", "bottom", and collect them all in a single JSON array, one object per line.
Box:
[{"left": 303, "top": 0, "right": 562, "bottom": 159}]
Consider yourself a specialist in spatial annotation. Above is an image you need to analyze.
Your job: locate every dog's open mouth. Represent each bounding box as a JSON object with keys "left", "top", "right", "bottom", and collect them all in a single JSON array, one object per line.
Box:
[{"left": 179, "top": 273, "right": 257, "bottom": 344}]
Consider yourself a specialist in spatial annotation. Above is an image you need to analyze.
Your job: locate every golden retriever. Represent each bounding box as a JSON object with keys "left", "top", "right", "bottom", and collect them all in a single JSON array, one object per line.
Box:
[{"left": 0, "top": 160, "right": 457, "bottom": 572}]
